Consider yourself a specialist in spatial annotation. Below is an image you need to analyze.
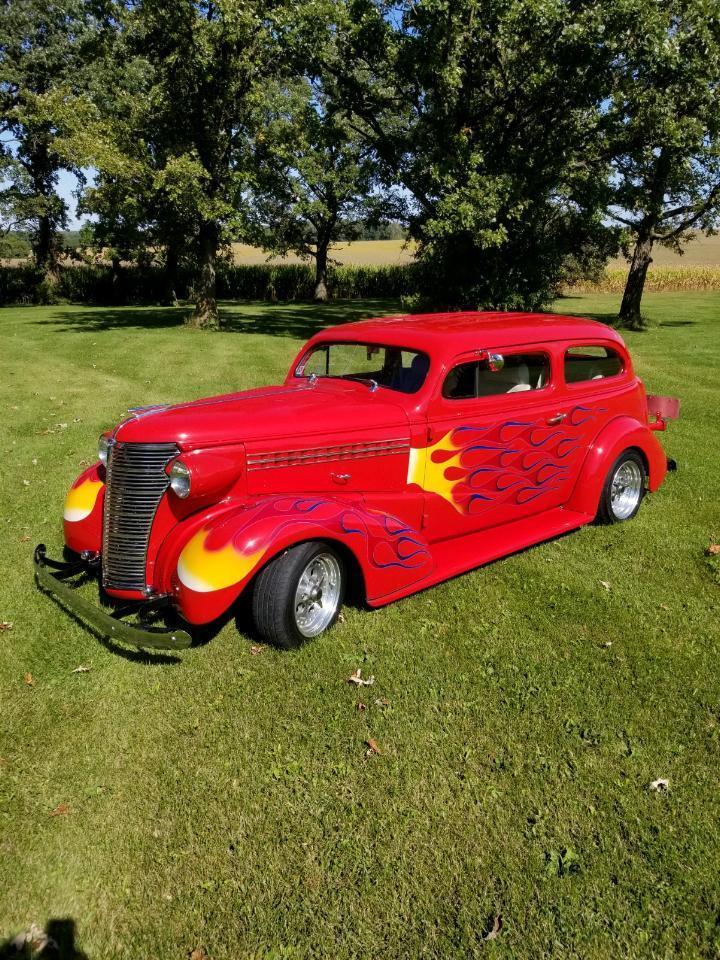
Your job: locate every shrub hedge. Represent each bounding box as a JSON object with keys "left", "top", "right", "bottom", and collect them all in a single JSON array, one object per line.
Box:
[{"left": 0, "top": 261, "right": 417, "bottom": 306}]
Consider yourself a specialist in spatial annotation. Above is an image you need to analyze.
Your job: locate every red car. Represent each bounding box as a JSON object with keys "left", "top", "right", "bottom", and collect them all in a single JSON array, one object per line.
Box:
[{"left": 35, "top": 311, "right": 678, "bottom": 650}]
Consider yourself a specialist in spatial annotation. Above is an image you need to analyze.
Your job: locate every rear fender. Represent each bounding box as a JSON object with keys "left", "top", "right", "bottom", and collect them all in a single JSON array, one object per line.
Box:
[
  {"left": 167, "top": 496, "right": 433, "bottom": 625},
  {"left": 566, "top": 416, "right": 668, "bottom": 516}
]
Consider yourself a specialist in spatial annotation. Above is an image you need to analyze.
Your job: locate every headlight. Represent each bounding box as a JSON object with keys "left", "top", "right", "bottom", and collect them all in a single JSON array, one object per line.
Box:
[
  {"left": 169, "top": 460, "right": 191, "bottom": 499},
  {"left": 98, "top": 435, "right": 111, "bottom": 465}
]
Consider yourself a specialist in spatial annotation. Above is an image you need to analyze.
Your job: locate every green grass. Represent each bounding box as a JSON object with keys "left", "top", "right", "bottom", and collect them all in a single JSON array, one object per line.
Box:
[{"left": 1, "top": 293, "right": 719, "bottom": 959}]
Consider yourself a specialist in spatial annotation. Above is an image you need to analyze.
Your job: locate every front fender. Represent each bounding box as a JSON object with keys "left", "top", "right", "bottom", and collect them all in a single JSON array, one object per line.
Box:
[
  {"left": 63, "top": 462, "right": 105, "bottom": 554},
  {"left": 566, "top": 415, "right": 668, "bottom": 516},
  {"left": 166, "top": 496, "right": 433, "bottom": 625}
]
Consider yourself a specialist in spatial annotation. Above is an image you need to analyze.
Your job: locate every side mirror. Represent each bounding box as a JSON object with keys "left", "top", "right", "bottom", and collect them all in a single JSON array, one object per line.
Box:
[{"left": 488, "top": 352, "right": 504, "bottom": 373}]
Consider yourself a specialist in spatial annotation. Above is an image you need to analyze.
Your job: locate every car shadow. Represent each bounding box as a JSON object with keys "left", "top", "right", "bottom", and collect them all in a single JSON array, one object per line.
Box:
[{"left": 0, "top": 918, "right": 88, "bottom": 959}]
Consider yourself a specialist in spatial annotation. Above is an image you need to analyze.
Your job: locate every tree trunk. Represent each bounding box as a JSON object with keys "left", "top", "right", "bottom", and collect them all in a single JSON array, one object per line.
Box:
[
  {"left": 189, "top": 220, "right": 220, "bottom": 328},
  {"left": 314, "top": 245, "right": 329, "bottom": 301},
  {"left": 619, "top": 232, "right": 654, "bottom": 329},
  {"left": 33, "top": 212, "right": 60, "bottom": 287},
  {"left": 164, "top": 242, "right": 180, "bottom": 306}
]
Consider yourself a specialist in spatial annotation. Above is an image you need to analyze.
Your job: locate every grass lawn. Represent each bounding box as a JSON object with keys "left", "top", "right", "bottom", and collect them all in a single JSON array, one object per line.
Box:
[{"left": 1, "top": 292, "right": 719, "bottom": 959}]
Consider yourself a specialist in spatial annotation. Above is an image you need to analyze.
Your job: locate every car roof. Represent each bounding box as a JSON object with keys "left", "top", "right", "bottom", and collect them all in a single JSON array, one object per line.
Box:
[{"left": 312, "top": 311, "right": 626, "bottom": 357}]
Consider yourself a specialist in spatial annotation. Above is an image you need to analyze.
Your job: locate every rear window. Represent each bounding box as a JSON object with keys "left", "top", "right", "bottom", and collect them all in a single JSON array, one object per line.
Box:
[
  {"left": 443, "top": 352, "right": 551, "bottom": 400},
  {"left": 564, "top": 346, "right": 624, "bottom": 384}
]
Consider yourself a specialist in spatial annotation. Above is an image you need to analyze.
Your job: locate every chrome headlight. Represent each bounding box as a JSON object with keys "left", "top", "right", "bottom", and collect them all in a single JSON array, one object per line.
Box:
[
  {"left": 98, "top": 435, "right": 111, "bottom": 465},
  {"left": 169, "top": 460, "right": 191, "bottom": 499}
]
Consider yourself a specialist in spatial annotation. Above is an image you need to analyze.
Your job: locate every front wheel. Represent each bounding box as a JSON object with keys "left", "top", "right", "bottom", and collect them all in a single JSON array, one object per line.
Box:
[
  {"left": 596, "top": 450, "right": 646, "bottom": 524},
  {"left": 251, "top": 541, "right": 345, "bottom": 649}
]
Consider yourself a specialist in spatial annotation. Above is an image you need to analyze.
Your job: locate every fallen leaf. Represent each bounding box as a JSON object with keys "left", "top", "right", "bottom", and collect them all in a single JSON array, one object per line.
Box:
[
  {"left": 706, "top": 544, "right": 720, "bottom": 556},
  {"left": 602, "top": 640, "right": 612, "bottom": 648},
  {"left": 0, "top": 757, "right": 7, "bottom": 767},
  {"left": 600, "top": 580, "right": 611, "bottom": 591},
  {"left": 659, "top": 603, "right": 669, "bottom": 610},
  {"left": 356, "top": 702, "right": 367, "bottom": 712},
  {"left": 365, "top": 738, "right": 381, "bottom": 755},
  {"left": 650, "top": 778, "right": 669, "bottom": 792},
  {"left": 484, "top": 915, "right": 503, "bottom": 942},
  {"left": 24, "top": 673, "right": 35, "bottom": 686},
  {"left": 31, "top": 458, "right": 38, "bottom": 466},
  {"left": 374, "top": 697, "right": 390, "bottom": 707},
  {"left": 249, "top": 645, "right": 264, "bottom": 656},
  {"left": 57, "top": 422, "right": 68, "bottom": 430},
  {"left": 49, "top": 802, "right": 70, "bottom": 816},
  {"left": 347, "top": 669, "right": 375, "bottom": 687},
  {"left": 19, "top": 535, "right": 31, "bottom": 543},
  {"left": 22, "top": 479, "right": 30, "bottom": 487},
  {"left": 0, "top": 621, "right": 13, "bottom": 632},
  {"left": 72, "top": 664, "right": 91, "bottom": 673},
  {"left": 337, "top": 612, "right": 345, "bottom": 623},
  {"left": 189, "top": 948, "right": 210, "bottom": 960}
]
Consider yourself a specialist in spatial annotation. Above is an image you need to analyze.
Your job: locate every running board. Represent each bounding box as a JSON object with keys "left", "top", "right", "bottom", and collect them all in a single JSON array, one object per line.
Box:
[{"left": 369, "top": 506, "right": 592, "bottom": 607}]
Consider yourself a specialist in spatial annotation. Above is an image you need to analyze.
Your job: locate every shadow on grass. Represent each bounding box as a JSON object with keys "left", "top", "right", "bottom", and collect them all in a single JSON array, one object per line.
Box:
[
  {"left": 37, "top": 299, "right": 400, "bottom": 339},
  {"left": 0, "top": 918, "right": 88, "bottom": 959}
]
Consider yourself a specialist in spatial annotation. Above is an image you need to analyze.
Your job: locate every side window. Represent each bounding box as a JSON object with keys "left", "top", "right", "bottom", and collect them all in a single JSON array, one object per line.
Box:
[
  {"left": 443, "top": 353, "right": 551, "bottom": 400},
  {"left": 564, "top": 345, "right": 624, "bottom": 384}
]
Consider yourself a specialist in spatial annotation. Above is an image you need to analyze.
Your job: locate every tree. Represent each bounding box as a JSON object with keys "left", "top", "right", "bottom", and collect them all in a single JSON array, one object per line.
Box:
[
  {"left": 0, "top": 0, "right": 109, "bottom": 286},
  {"left": 111, "top": 0, "right": 292, "bottom": 328},
  {"left": 250, "top": 79, "right": 391, "bottom": 300},
  {"left": 321, "top": 0, "right": 622, "bottom": 309},
  {"left": 606, "top": 0, "right": 720, "bottom": 328}
]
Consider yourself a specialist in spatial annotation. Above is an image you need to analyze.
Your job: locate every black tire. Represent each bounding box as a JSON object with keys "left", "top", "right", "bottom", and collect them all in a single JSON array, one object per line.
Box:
[
  {"left": 596, "top": 449, "right": 646, "bottom": 524},
  {"left": 251, "top": 541, "right": 345, "bottom": 649}
]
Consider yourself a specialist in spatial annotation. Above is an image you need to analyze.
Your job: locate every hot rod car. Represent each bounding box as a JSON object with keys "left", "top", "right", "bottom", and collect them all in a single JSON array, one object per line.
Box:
[{"left": 35, "top": 311, "right": 678, "bottom": 650}]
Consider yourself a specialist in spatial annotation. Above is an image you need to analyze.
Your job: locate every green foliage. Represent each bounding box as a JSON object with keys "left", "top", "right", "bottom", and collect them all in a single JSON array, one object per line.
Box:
[
  {"left": 325, "top": 0, "right": 622, "bottom": 309},
  {"left": 0, "top": 261, "right": 415, "bottom": 306},
  {"left": 0, "top": 0, "right": 111, "bottom": 276}
]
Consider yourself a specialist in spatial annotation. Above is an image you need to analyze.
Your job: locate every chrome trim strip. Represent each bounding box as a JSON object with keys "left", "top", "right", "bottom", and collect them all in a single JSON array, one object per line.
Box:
[{"left": 247, "top": 438, "right": 409, "bottom": 471}]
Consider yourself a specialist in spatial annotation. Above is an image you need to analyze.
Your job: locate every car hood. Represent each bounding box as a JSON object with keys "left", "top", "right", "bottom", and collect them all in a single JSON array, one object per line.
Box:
[{"left": 112, "top": 380, "right": 410, "bottom": 448}]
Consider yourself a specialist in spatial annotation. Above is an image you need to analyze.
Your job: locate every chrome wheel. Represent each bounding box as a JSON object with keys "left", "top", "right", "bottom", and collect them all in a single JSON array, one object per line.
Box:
[
  {"left": 293, "top": 552, "right": 342, "bottom": 638},
  {"left": 610, "top": 460, "right": 644, "bottom": 520}
]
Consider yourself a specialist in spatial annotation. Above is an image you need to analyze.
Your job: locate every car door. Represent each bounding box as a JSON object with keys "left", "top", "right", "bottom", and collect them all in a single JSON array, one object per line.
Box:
[{"left": 416, "top": 345, "right": 582, "bottom": 544}]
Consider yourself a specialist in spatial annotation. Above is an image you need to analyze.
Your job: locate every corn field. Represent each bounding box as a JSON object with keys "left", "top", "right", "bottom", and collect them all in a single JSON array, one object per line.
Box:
[{"left": 567, "top": 266, "right": 720, "bottom": 293}]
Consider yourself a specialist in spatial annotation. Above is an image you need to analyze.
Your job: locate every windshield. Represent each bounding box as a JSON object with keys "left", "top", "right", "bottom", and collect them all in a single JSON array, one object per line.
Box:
[{"left": 296, "top": 342, "right": 430, "bottom": 394}]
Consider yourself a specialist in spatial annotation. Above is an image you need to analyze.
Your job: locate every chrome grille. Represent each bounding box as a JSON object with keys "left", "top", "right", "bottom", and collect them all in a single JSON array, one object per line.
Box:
[{"left": 102, "top": 442, "right": 178, "bottom": 591}]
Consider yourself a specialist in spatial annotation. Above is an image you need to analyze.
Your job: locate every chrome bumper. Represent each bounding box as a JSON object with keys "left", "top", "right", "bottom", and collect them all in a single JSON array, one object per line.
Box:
[{"left": 33, "top": 544, "right": 192, "bottom": 650}]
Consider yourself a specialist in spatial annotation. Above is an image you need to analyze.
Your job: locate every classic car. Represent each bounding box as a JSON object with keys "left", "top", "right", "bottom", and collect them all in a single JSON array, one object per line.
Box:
[{"left": 35, "top": 311, "right": 678, "bottom": 650}]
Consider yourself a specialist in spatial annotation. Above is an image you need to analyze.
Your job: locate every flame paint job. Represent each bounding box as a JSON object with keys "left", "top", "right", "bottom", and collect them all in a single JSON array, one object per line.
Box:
[
  {"left": 408, "top": 405, "right": 609, "bottom": 516},
  {"left": 64, "top": 478, "right": 104, "bottom": 522},
  {"left": 63, "top": 464, "right": 105, "bottom": 554},
  {"left": 172, "top": 496, "right": 432, "bottom": 624}
]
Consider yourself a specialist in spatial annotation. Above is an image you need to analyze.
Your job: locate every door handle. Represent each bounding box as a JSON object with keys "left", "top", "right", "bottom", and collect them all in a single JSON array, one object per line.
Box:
[
  {"left": 331, "top": 472, "right": 351, "bottom": 485},
  {"left": 546, "top": 413, "right": 567, "bottom": 425}
]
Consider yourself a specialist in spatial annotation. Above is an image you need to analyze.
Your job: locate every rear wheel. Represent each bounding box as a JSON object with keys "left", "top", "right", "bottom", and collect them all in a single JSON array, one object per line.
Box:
[
  {"left": 596, "top": 450, "right": 646, "bottom": 524},
  {"left": 251, "top": 541, "right": 345, "bottom": 649}
]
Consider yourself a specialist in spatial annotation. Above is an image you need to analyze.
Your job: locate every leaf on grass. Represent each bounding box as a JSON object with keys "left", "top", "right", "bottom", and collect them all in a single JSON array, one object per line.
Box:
[
  {"left": 600, "top": 580, "right": 611, "bottom": 591},
  {"left": 602, "top": 640, "right": 612, "bottom": 648},
  {"left": 374, "top": 697, "right": 390, "bottom": 707},
  {"left": 0, "top": 621, "right": 13, "bottom": 632},
  {"left": 706, "top": 544, "right": 720, "bottom": 556},
  {"left": 249, "top": 645, "right": 264, "bottom": 656},
  {"left": 347, "top": 669, "right": 374, "bottom": 687},
  {"left": 357, "top": 702, "right": 367, "bottom": 712},
  {"left": 72, "top": 664, "right": 91, "bottom": 673},
  {"left": 19, "top": 535, "right": 31, "bottom": 543},
  {"left": 650, "top": 778, "right": 669, "bottom": 792},
  {"left": 0, "top": 757, "right": 7, "bottom": 767},
  {"left": 484, "top": 915, "right": 503, "bottom": 942},
  {"left": 365, "top": 738, "right": 381, "bottom": 755},
  {"left": 22, "top": 479, "right": 30, "bottom": 487},
  {"left": 24, "top": 673, "right": 34, "bottom": 686},
  {"left": 49, "top": 802, "right": 70, "bottom": 816},
  {"left": 189, "top": 948, "right": 210, "bottom": 960}
]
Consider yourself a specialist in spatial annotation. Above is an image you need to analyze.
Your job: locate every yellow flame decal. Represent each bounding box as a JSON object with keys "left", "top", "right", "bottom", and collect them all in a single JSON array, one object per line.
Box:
[
  {"left": 407, "top": 433, "right": 464, "bottom": 513},
  {"left": 63, "top": 479, "right": 103, "bottom": 522},
  {"left": 177, "top": 529, "right": 265, "bottom": 594}
]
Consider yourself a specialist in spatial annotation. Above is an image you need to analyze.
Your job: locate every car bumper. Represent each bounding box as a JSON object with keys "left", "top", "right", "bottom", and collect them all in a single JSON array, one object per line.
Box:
[{"left": 33, "top": 544, "right": 192, "bottom": 650}]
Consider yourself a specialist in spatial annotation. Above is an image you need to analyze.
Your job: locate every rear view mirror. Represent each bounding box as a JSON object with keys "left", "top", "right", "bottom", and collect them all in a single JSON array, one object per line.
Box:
[{"left": 488, "top": 352, "right": 504, "bottom": 372}]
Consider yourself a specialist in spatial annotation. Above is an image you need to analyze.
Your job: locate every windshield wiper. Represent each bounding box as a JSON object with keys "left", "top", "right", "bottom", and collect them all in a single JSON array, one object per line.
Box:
[{"left": 345, "top": 376, "right": 379, "bottom": 392}]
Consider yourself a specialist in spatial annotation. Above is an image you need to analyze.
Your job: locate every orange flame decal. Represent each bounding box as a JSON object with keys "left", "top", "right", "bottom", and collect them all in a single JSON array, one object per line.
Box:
[
  {"left": 63, "top": 479, "right": 103, "bottom": 522},
  {"left": 177, "top": 528, "right": 265, "bottom": 593}
]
